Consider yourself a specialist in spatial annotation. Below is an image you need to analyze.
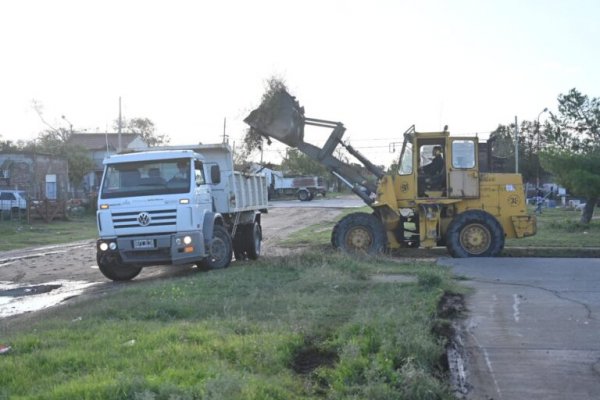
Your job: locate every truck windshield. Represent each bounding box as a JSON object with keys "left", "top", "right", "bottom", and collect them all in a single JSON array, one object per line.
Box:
[{"left": 100, "top": 158, "right": 191, "bottom": 199}]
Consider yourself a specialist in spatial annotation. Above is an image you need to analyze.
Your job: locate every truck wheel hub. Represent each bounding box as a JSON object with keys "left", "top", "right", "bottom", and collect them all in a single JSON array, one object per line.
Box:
[{"left": 460, "top": 223, "right": 491, "bottom": 255}]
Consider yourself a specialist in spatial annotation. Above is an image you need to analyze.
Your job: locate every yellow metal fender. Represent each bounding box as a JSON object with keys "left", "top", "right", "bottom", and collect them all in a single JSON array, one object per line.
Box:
[{"left": 511, "top": 215, "right": 537, "bottom": 238}]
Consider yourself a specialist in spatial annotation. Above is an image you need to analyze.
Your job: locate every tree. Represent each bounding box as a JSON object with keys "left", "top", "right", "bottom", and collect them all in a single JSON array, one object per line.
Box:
[
  {"left": 280, "top": 148, "right": 328, "bottom": 177},
  {"left": 488, "top": 121, "right": 551, "bottom": 183},
  {"left": 114, "top": 117, "right": 170, "bottom": 147},
  {"left": 541, "top": 88, "right": 600, "bottom": 223}
]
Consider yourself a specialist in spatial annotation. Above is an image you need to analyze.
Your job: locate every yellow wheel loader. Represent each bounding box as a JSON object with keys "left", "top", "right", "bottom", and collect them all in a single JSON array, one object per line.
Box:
[{"left": 245, "top": 91, "right": 536, "bottom": 257}]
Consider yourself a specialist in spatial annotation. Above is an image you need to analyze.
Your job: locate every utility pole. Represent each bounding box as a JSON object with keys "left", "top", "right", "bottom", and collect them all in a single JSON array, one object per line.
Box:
[
  {"left": 118, "top": 97, "right": 122, "bottom": 153},
  {"left": 536, "top": 107, "right": 548, "bottom": 188},
  {"left": 514, "top": 116, "right": 519, "bottom": 173},
  {"left": 222, "top": 117, "right": 229, "bottom": 144}
]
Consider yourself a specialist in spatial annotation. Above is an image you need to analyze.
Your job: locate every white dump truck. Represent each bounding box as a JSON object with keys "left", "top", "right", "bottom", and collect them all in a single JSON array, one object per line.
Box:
[{"left": 96, "top": 144, "right": 268, "bottom": 281}]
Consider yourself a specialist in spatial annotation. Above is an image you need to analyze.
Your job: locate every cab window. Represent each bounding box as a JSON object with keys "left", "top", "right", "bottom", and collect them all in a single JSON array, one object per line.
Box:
[{"left": 452, "top": 140, "right": 476, "bottom": 169}]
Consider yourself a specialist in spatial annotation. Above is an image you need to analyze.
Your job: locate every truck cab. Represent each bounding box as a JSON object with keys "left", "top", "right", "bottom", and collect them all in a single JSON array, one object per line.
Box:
[{"left": 96, "top": 145, "right": 268, "bottom": 281}]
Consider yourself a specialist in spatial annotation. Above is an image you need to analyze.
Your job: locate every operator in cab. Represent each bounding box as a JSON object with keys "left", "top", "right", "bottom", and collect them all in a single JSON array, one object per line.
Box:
[{"left": 420, "top": 146, "right": 444, "bottom": 176}]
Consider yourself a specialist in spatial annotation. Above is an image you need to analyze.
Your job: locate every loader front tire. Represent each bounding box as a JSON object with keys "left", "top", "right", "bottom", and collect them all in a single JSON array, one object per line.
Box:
[
  {"left": 446, "top": 210, "right": 504, "bottom": 257},
  {"left": 331, "top": 212, "right": 387, "bottom": 255}
]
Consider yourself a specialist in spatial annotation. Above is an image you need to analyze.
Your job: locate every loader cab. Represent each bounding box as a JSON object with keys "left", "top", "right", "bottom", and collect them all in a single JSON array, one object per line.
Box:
[
  {"left": 416, "top": 136, "right": 447, "bottom": 198},
  {"left": 394, "top": 129, "right": 480, "bottom": 200}
]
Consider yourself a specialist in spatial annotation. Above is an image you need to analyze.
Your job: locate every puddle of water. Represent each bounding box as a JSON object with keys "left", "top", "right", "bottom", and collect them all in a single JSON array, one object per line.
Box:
[{"left": 0, "top": 280, "right": 97, "bottom": 318}]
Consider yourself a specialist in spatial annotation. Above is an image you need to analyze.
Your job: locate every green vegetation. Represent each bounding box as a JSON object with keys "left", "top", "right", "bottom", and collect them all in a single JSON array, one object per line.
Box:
[
  {"left": 506, "top": 206, "right": 599, "bottom": 248},
  {"left": 0, "top": 253, "right": 460, "bottom": 399},
  {"left": 0, "top": 215, "right": 97, "bottom": 251},
  {"left": 281, "top": 206, "right": 371, "bottom": 247}
]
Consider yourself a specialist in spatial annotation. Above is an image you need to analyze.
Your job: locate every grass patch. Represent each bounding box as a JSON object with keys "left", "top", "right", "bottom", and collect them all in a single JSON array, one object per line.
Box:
[
  {"left": 0, "top": 252, "right": 460, "bottom": 399},
  {"left": 506, "top": 206, "right": 599, "bottom": 248},
  {"left": 281, "top": 206, "right": 371, "bottom": 247},
  {"left": 0, "top": 215, "right": 98, "bottom": 251}
]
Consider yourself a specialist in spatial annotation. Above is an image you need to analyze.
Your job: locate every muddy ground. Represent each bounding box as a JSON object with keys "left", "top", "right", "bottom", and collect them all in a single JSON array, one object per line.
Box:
[
  {"left": 0, "top": 206, "right": 345, "bottom": 321},
  {"left": 0, "top": 206, "right": 344, "bottom": 285}
]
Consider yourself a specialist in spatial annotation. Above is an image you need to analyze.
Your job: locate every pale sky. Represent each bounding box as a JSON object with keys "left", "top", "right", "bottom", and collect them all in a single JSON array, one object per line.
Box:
[{"left": 1, "top": 0, "right": 599, "bottom": 167}]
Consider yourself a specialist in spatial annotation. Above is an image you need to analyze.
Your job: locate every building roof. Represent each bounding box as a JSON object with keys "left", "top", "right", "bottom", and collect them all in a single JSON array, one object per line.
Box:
[{"left": 68, "top": 133, "right": 145, "bottom": 151}]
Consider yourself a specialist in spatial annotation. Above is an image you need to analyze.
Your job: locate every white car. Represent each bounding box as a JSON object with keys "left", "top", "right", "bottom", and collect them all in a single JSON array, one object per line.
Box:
[{"left": 0, "top": 190, "right": 28, "bottom": 212}]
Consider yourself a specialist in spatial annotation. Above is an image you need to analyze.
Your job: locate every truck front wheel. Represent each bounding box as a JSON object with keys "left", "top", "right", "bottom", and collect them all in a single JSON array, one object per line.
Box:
[
  {"left": 97, "top": 252, "right": 142, "bottom": 281},
  {"left": 331, "top": 212, "right": 387, "bottom": 255},
  {"left": 446, "top": 210, "right": 504, "bottom": 257},
  {"left": 200, "top": 225, "right": 233, "bottom": 269}
]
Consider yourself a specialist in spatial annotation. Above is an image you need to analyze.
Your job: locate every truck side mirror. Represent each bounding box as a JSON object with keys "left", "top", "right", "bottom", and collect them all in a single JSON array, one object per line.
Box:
[{"left": 211, "top": 165, "right": 221, "bottom": 184}]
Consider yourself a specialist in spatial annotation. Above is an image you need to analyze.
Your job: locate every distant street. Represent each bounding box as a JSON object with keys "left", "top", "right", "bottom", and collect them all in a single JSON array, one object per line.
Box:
[
  {"left": 269, "top": 196, "right": 364, "bottom": 209},
  {"left": 439, "top": 257, "right": 600, "bottom": 400}
]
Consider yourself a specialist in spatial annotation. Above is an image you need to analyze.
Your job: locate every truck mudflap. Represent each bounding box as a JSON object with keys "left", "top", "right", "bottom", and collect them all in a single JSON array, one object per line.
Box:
[
  {"left": 113, "top": 231, "right": 205, "bottom": 266},
  {"left": 511, "top": 215, "right": 537, "bottom": 238}
]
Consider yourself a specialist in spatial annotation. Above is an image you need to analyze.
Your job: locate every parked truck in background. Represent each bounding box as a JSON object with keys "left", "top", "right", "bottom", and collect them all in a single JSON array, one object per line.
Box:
[
  {"left": 256, "top": 166, "right": 326, "bottom": 201},
  {"left": 96, "top": 144, "right": 268, "bottom": 281}
]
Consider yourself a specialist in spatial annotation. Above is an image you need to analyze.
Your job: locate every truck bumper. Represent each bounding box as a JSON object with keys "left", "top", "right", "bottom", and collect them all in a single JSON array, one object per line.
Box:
[{"left": 97, "top": 231, "right": 205, "bottom": 266}]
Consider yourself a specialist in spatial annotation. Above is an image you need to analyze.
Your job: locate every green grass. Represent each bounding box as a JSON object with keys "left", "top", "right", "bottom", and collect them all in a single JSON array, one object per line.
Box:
[
  {"left": 506, "top": 206, "right": 599, "bottom": 248},
  {"left": 280, "top": 206, "right": 371, "bottom": 247},
  {"left": 0, "top": 253, "right": 461, "bottom": 399},
  {"left": 0, "top": 215, "right": 98, "bottom": 251}
]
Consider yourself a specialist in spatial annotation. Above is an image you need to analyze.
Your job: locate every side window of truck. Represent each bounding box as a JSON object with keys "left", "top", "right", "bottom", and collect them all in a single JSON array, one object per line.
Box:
[{"left": 194, "top": 160, "right": 205, "bottom": 186}]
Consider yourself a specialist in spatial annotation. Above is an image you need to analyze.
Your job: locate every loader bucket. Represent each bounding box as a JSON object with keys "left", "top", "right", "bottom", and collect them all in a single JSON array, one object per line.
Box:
[{"left": 244, "top": 90, "right": 305, "bottom": 147}]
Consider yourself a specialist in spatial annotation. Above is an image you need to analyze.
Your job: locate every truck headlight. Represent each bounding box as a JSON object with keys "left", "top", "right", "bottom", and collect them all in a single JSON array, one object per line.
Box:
[
  {"left": 183, "top": 236, "right": 192, "bottom": 245},
  {"left": 109, "top": 242, "right": 117, "bottom": 250},
  {"left": 99, "top": 242, "right": 109, "bottom": 251}
]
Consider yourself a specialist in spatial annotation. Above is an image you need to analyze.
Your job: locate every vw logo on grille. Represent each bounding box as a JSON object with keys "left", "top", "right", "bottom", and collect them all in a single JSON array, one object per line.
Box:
[{"left": 137, "top": 212, "right": 152, "bottom": 226}]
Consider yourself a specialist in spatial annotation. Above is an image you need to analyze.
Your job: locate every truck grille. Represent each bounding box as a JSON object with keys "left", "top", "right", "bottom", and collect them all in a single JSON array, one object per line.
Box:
[{"left": 111, "top": 209, "right": 177, "bottom": 229}]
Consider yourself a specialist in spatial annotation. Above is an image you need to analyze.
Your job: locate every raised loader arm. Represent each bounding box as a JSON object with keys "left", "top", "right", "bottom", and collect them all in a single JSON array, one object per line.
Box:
[{"left": 244, "top": 90, "right": 385, "bottom": 205}]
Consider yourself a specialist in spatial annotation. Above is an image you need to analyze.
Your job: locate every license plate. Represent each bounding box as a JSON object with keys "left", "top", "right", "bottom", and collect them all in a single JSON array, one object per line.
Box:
[{"left": 133, "top": 239, "right": 155, "bottom": 249}]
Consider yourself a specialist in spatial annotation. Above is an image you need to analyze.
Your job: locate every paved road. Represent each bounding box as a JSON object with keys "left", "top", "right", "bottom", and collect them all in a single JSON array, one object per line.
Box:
[{"left": 439, "top": 257, "right": 600, "bottom": 400}]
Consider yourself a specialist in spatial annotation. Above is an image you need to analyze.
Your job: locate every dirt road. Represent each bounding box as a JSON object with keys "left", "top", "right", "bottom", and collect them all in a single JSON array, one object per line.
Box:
[{"left": 0, "top": 206, "right": 346, "bottom": 318}]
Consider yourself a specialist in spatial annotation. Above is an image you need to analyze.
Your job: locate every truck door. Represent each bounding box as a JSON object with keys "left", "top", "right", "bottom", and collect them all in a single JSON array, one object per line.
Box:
[{"left": 448, "top": 138, "right": 479, "bottom": 198}]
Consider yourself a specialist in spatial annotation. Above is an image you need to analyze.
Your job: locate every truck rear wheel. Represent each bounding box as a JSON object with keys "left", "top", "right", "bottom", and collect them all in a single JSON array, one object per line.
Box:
[
  {"left": 331, "top": 212, "right": 387, "bottom": 254},
  {"left": 446, "top": 210, "right": 504, "bottom": 257},
  {"left": 245, "top": 221, "right": 262, "bottom": 260},
  {"left": 298, "top": 189, "right": 311, "bottom": 201},
  {"left": 200, "top": 225, "right": 233, "bottom": 269},
  {"left": 233, "top": 221, "right": 262, "bottom": 261},
  {"left": 97, "top": 252, "right": 142, "bottom": 281}
]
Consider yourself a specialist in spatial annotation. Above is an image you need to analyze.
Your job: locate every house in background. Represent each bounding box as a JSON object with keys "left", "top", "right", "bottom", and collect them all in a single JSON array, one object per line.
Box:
[
  {"left": 0, "top": 151, "right": 69, "bottom": 200},
  {"left": 68, "top": 133, "right": 148, "bottom": 192}
]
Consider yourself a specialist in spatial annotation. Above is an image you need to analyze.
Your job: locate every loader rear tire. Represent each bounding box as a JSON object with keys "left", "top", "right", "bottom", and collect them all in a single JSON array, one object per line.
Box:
[
  {"left": 331, "top": 212, "right": 387, "bottom": 255},
  {"left": 446, "top": 210, "right": 504, "bottom": 257}
]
